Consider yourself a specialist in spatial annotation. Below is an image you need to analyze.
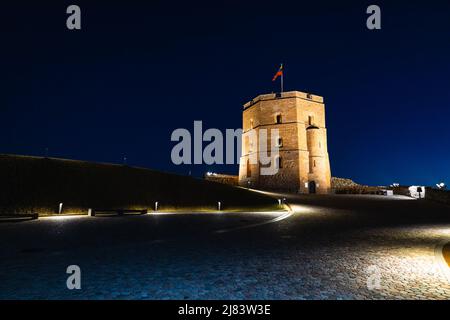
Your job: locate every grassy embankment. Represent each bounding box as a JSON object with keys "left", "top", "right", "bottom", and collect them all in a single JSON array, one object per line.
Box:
[{"left": 0, "top": 154, "right": 279, "bottom": 216}]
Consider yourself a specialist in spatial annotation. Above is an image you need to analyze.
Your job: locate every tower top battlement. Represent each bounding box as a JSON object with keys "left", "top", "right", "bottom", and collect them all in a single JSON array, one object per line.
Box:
[{"left": 243, "top": 91, "right": 324, "bottom": 109}]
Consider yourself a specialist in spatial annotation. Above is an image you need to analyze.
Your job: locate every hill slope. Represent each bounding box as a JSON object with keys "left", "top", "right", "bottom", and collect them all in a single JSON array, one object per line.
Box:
[{"left": 0, "top": 154, "right": 276, "bottom": 215}]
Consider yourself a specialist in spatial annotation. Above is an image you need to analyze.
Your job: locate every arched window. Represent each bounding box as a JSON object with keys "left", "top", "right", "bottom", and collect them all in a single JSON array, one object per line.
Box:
[
  {"left": 308, "top": 115, "right": 314, "bottom": 126},
  {"left": 277, "top": 137, "right": 283, "bottom": 147},
  {"left": 275, "top": 114, "right": 282, "bottom": 124}
]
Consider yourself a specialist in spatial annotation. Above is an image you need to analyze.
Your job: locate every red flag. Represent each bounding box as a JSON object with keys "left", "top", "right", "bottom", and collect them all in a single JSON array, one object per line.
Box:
[{"left": 272, "top": 64, "right": 283, "bottom": 81}]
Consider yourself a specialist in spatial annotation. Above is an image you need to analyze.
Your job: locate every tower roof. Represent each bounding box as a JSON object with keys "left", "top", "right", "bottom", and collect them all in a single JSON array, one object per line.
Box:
[{"left": 243, "top": 91, "right": 324, "bottom": 109}]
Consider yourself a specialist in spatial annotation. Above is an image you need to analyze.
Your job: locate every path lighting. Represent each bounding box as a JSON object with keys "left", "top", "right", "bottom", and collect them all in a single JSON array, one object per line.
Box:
[
  {"left": 278, "top": 199, "right": 282, "bottom": 206},
  {"left": 155, "top": 201, "right": 158, "bottom": 211},
  {"left": 218, "top": 201, "right": 221, "bottom": 211},
  {"left": 58, "top": 203, "right": 63, "bottom": 214}
]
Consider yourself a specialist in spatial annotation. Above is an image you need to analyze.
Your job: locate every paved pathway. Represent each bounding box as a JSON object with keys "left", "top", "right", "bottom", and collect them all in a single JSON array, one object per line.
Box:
[{"left": 0, "top": 194, "right": 449, "bottom": 299}]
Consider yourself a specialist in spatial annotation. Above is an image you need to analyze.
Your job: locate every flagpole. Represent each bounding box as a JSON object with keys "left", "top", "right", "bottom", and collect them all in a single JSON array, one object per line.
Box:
[{"left": 281, "top": 72, "right": 284, "bottom": 93}]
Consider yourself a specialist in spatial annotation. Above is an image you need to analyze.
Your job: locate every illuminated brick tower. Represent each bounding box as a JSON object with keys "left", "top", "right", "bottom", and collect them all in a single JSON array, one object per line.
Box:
[{"left": 238, "top": 91, "right": 331, "bottom": 194}]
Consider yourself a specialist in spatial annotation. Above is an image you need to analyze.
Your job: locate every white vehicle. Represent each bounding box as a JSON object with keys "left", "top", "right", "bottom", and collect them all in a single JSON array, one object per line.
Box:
[{"left": 408, "top": 186, "right": 426, "bottom": 199}]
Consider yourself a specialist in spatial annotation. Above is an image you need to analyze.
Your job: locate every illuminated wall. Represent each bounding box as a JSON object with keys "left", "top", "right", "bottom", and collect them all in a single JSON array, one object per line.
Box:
[{"left": 239, "top": 91, "right": 332, "bottom": 194}]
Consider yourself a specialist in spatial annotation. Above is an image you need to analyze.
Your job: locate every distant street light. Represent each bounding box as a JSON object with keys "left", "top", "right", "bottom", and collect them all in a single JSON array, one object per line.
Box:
[{"left": 436, "top": 182, "right": 446, "bottom": 190}]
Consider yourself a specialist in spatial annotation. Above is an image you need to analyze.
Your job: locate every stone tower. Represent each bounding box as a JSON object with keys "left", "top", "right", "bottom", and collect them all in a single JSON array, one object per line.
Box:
[{"left": 238, "top": 91, "right": 331, "bottom": 194}]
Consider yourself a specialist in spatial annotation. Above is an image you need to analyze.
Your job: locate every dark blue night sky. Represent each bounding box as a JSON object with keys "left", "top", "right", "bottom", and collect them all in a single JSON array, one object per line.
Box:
[{"left": 1, "top": 0, "right": 450, "bottom": 186}]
